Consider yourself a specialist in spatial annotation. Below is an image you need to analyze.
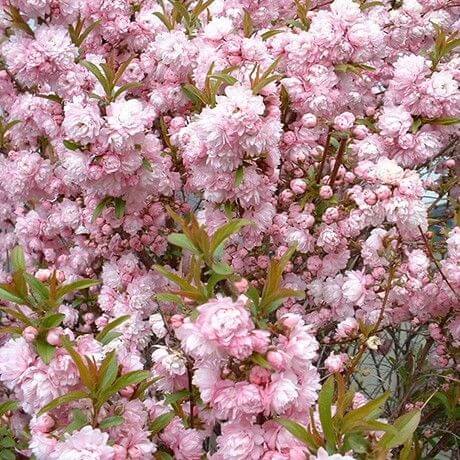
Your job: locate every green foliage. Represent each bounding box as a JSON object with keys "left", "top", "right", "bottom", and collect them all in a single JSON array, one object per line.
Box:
[
  {"left": 92, "top": 196, "right": 127, "bottom": 221},
  {"left": 39, "top": 337, "right": 152, "bottom": 428},
  {"left": 68, "top": 17, "right": 100, "bottom": 47},
  {"left": 276, "top": 374, "right": 421, "bottom": 456},
  {"left": 0, "top": 246, "right": 100, "bottom": 363},
  {"left": 250, "top": 57, "right": 283, "bottom": 95},
  {"left": 182, "top": 64, "right": 238, "bottom": 110},
  {"left": 0, "top": 118, "right": 21, "bottom": 151},
  {"left": 430, "top": 24, "right": 460, "bottom": 70},
  {"left": 155, "top": 210, "right": 251, "bottom": 305},
  {"left": 81, "top": 56, "right": 142, "bottom": 102}
]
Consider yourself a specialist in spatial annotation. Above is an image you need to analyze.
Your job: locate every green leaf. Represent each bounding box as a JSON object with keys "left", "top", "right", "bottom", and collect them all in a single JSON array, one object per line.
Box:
[
  {"left": 96, "top": 315, "right": 130, "bottom": 343},
  {"left": 92, "top": 196, "right": 113, "bottom": 221},
  {"left": 24, "top": 273, "right": 50, "bottom": 304},
  {"left": 98, "top": 331, "right": 122, "bottom": 345},
  {"left": 65, "top": 408, "right": 89, "bottom": 434},
  {"left": 38, "top": 390, "right": 89, "bottom": 415},
  {"left": 150, "top": 411, "right": 175, "bottom": 435},
  {"left": 243, "top": 9, "right": 253, "bottom": 37},
  {"left": 251, "top": 352, "right": 273, "bottom": 369},
  {"left": 341, "top": 391, "right": 390, "bottom": 432},
  {"left": 114, "top": 198, "right": 126, "bottom": 219},
  {"left": 235, "top": 166, "right": 244, "bottom": 186},
  {"left": 181, "top": 84, "right": 207, "bottom": 108},
  {"left": 10, "top": 246, "right": 26, "bottom": 273},
  {"left": 318, "top": 376, "right": 336, "bottom": 451},
  {"left": 81, "top": 61, "right": 111, "bottom": 97},
  {"left": 0, "top": 306, "right": 33, "bottom": 325},
  {"left": 99, "top": 415, "right": 124, "bottom": 430},
  {"left": 167, "top": 233, "right": 200, "bottom": 254},
  {"left": 40, "top": 313, "right": 65, "bottom": 329},
  {"left": 56, "top": 279, "right": 100, "bottom": 300},
  {"left": 61, "top": 336, "right": 96, "bottom": 390},
  {"left": 164, "top": 389, "right": 190, "bottom": 406},
  {"left": 112, "top": 82, "right": 143, "bottom": 101},
  {"left": 276, "top": 418, "right": 318, "bottom": 451},
  {"left": 155, "top": 293, "right": 184, "bottom": 304},
  {"left": 342, "top": 432, "right": 370, "bottom": 454},
  {"left": 155, "top": 451, "right": 174, "bottom": 460},
  {"left": 0, "top": 287, "right": 24, "bottom": 304},
  {"left": 211, "top": 261, "right": 233, "bottom": 275},
  {"left": 0, "top": 400, "right": 18, "bottom": 417},
  {"left": 98, "top": 350, "right": 119, "bottom": 391},
  {"left": 63, "top": 139, "right": 82, "bottom": 151},
  {"left": 98, "top": 370, "right": 150, "bottom": 404},
  {"left": 210, "top": 219, "right": 251, "bottom": 255},
  {"left": 35, "top": 338, "right": 56, "bottom": 364},
  {"left": 377, "top": 410, "right": 421, "bottom": 450},
  {"left": 153, "top": 265, "right": 202, "bottom": 297}
]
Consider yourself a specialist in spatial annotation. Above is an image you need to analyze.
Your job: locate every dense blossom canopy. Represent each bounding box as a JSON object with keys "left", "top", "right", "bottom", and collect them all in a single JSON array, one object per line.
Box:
[{"left": 0, "top": 0, "right": 458, "bottom": 459}]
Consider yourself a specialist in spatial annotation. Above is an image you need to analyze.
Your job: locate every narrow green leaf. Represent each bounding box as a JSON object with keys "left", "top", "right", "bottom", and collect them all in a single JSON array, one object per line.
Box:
[
  {"left": 10, "top": 246, "right": 26, "bottom": 272},
  {"left": 63, "top": 139, "right": 82, "bottom": 151},
  {"left": 40, "top": 313, "right": 65, "bottom": 329},
  {"left": 341, "top": 391, "right": 390, "bottom": 432},
  {"left": 235, "top": 166, "right": 244, "bottom": 186},
  {"left": 210, "top": 219, "right": 251, "bottom": 255},
  {"left": 0, "top": 400, "right": 18, "bottom": 417},
  {"left": 112, "top": 82, "right": 143, "bottom": 101},
  {"left": 276, "top": 418, "right": 319, "bottom": 451},
  {"left": 318, "top": 376, "right": 336, "bottom": 451},
  {"left": 98, "top": 350, "right": 119, "bottom": 391},
  {"left": 150, "top": 411, "right": 175, "bottom": 435},
  {"left": 164, "top": 389, "right": 190, "bottom": 405},
  {"left": 99, "top": 415, "right": 124, "bottom": 430},
  {"left": 0, "top": 287, "right": 24, "bottom": 305},
  {"left": 35, "top": 338, "right": 56, "bottom": 364},
  {"left": 24, "top": 273, "right": 50, "bottom": 304},
  {"left": 0, "top": 306, "right": 33, "bottom": 325},
  {"left": 65, "top": 408, "right": 89, "bottom": 434},
  {"left": 56, "top": 279, "right": 100, "bottom": 300},
  {"left": 92, "top": 197, "right": 113, "bottom": 221},
  {"left": 61, "top": 336, "right": 96, "bottom": 390},
  {"left": 167, "top": 233, "right": 200, "bottom": 254},
  {"left": 38, "top": 390, "right": 89, "bottom": 415},
  {"left": 98, "top": 370, "right": 150, "bottom": 404},
  {"left": 211, "top": 261, "right": 233, "bottom": 275},
  {"left": 114, "top": 198, "right": 126, "bottom": 219},
  {"left": 96, "top": 315, "right": 130, "bottom": 343},
  {"left": 377, "top": 410, "right": 421, "bottom": 450},
  {"left": 251, "top": 352, "right": 273, "bottom": 369}
]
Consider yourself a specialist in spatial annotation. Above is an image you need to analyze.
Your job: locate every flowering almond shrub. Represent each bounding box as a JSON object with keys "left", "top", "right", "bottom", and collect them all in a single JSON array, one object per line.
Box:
[{"left": 0, "top": 0, "right": 459, "bottom": 459}]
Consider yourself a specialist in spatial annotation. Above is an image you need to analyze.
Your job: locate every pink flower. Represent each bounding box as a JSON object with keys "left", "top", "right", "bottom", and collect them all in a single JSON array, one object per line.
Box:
[
  {"left": 196, "top": 295, "right": 256, "bottom": 358},
  {"left": 325, "top": 352, "right": 348, "bottom": 373},
  {"left": 377, "top": 106, "right": 413, "bottom": 137},
  {"left": 0, "top": 338, "right": 36, "bottom": 389},
  {"left": 50, "top": 426, "right": 115, "bottom": 459},
  {"left": 265, "top": 372, "right": 299, "bottom": 414},
  {"left": 213, "top": 421, "right": 266, "bottom": 460},
  {"left": 62, "top": 97, "right": 103, "bottom": 144}
]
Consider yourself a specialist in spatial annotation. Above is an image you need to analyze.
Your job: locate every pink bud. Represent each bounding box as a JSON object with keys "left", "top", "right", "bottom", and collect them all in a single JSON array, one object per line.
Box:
[
  {"left": 35, "top": 269, "right": 51, "bottom": 282},
  {"left": 334, "top": 112, "right": 355, "bottom": 130},
  {"left": 301, "top": 113, "right": 317, "bottom": 128},
  {"left": 234, "top": 278, "right": 249, "bottom": 294},
  {"left": 319, "top": 185, "right": 333, "bottom": 199},
  {"left": 119, "top": 385, "right": 135, "bottom": 398},
  {"left": 267, "top": 351, "right": 284, "bottom": 370},
  {"left": 34, "top": 414, "right": 55, "bottom": 433},
  {"left": 290, "top": 179, "right": 307, "bottom": 195},
  {"left": 23, "top": 326, "right": 38, "bottom": 343},
  {"left": 46, "top": 328, "right": 62, "bottom": 346},
  {"left": 170, "top": 314, "right": 184, "bottom": 328}
]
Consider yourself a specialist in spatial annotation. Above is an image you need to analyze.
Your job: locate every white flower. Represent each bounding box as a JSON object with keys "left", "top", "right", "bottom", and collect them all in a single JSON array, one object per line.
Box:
[{"left": 366, "top": 335, "right": 382, "bottom": 350}]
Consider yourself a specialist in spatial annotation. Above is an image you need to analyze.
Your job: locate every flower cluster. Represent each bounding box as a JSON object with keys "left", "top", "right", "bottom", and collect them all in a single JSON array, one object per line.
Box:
[{"left": 0, "top": 0, "right": 458, "bottom": 458}]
